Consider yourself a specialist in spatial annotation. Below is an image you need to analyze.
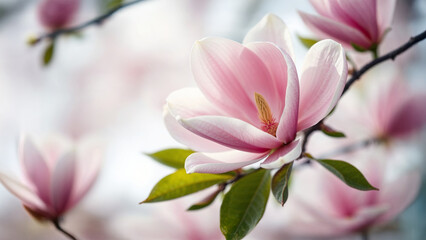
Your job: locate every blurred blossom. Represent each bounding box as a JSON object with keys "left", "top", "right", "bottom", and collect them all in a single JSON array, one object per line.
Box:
[
  {"left": 257, "top": 147, "right": 421, "bottom": 239},
  {"left": 299, "top": 0, "right": 396, "bottom": 50},
  {"left": 0, "top": 134, "right": 102, "bottom": 221},
  {"left": 164, "top": 14, "right": 347, "bottom": 173},
  {"left": 110, "top": 196, "right": 223, "bottom": 240},
  {"left": 367, "top": 77, "right": 426, "bottom": 140},
  {"left": 38, "top": 0, "right": 80, "bottom": 29}
]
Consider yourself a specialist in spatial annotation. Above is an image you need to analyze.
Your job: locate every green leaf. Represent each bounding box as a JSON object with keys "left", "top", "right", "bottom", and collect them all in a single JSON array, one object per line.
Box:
[
  {"left": 315, "top": 159, "right": 378, "bottom": 191},
  {"left": 320, "top": 124, "right": 346, "bottom": 138},
  {"left": 140, "top": 169, "right": 233, "bottom": 203},
  {"left": 220, "top": 169, "right": 271, "bottom": 240},
  {"left": 297, "top": 35, "right": 319, "bottom": 49},
  {"left": 187, "top": 187, "right": 222, "bottom": 211},
  {"left": 146, "top": 148, "right": 194, "bottom": 169},
  {"left": 43, "top": 41, "right": 55, "bottom": 66},
  {"left": 271, "top": 161, "right": 293, "bottom": 206},
  {"left": 107, "top": 0, "right": 123, "bottom": 10}
]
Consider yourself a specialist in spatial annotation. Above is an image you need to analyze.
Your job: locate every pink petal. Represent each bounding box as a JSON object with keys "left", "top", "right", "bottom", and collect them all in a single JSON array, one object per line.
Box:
[
  {"left": 191, "top": 37, "right": 284, "bottom": 127},
  {"left": 336, "top": 0, "right": 379, "bottom": 42},
  {"left": 185, "top": 150, "right": 267, "bottom": 174},
  {"left": 260, "top": 139, "right": 302, "bottom": 169},
  {"left": 20, "top": 137, "right": 52, "bottom": 206},
  {"left": 243, "top": 13, "right": 295, "bottom": 59},
  {"left": 50, "top": 151, "right": 76, "bottom": 215},
  {"left": 245, "top": 42, "right": 299, "bottom": 143},
  {"left": 164, "top": 109, "right": 231, "bottom": 152},
  {"left": 386, "top": 94, "right": 426, "bottom": 137},
  {"left": 376, "top": 0, "right": 396, "bottom": 38},
  {"left": 178, "top": 115, "right": 283, "bottom": 153},
  {"left": 377, "top": 169, "right": 421, "bottom": 224},
  {"left": 297, "top": 39, "right": 347, "bottom": 131},
  {"left": 70, "top": 139, "right": 103, "bottom": 208},
  {"left": 299, "top": 11, "right": 372, "bottom": 49},
  {"left": 167, "top": 87, "right": 224, "bottom": 119},
  {"left": 0, "top": 173, "right": 47, "bottom": 211}
]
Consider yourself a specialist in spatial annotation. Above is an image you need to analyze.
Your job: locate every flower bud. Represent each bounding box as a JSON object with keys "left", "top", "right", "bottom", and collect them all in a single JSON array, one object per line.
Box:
[{"left": 38, "top": 0, "right": 80, "bottom": 30}]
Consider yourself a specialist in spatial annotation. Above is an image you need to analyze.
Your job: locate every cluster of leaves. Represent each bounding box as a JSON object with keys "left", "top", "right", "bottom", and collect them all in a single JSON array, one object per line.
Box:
[{"left": 142, "top": 147, "right": 377, "bottom": 240}]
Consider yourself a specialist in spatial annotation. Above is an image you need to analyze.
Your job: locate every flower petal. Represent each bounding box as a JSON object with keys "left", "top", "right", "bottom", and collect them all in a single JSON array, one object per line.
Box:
[
  {"left": 260, "top": 139, "right": 302, "bottom": 169},
  {"left": 50, "top": 151, "right": 76, "bottom": 215},
  {"left": 243, "top": 13, "right": 295, "bottom": 59},
  {"left": 185, "top": 150, "right": 267, "bottom": 174},
  {"left": 336, "top": 0, "right": 378, "bottom": 42},
  {"left": 299, "top": 11, "right": 372, "bottom": 49},
  {"left": 179, "top": 115, "right": 283, "bottom": 153},
  {"left": 376, "top": 0, "right": 396, "bottom": 38},
  {"left": 164, "top": 109, "right": 231, "bottom": 152},
  {"left": 245, "top": 42, "right": 299, "bottom": 143},
  {"left": 386, "top": 93, "right": 426, "bottom": 138},
  {"left": 297, "top": 39, "right": 347, "bottom": 131},
  {"left": 167, "top": 87, "right": 224, "bottom": 118},
  {"left": 0, "top": 173, "right": 46, "bottom": 211},
  {"left": 20, "top": 137, "right": 52, "bottom": 206},
  {"left": 70, "top": 139, "right": 103, "bottom": 208},
  {"left": 191, "top": 37, "right": 283, "bottom": 127}
]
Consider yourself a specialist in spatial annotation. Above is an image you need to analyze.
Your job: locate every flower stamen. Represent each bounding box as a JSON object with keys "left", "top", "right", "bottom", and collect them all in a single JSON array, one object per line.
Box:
[{"left": 254, "top": 92, "right": 278, "bottom": 136}]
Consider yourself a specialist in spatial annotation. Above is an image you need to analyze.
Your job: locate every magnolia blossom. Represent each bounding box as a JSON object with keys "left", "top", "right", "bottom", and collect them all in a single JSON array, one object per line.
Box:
[
  {"left": 164, "top": 14, "right": 347, "bottom": 173},
  {"left": 299, "top": 0, "right": 397, "bottom": 49},
  {"left": 0, "top": 135, "right": 102, "bottom": 221},
  {"left": 367, "top": 77, "right": 426, "bottom": 140},
  {"left": 38, "top": 0, "right": 80, "bottom": 29},
  {"left": 278, "top": 147, "right": 421, "bottom": 238}
]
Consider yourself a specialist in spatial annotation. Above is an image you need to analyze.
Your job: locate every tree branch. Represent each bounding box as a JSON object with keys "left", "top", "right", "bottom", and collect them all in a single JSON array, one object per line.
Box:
[
  {"left": 343, "top": 29, "right": 426, "bottom": 94},
  {"left": 52, "top": 218, "right": 77, "bottom": 240},
  {"left": 30, "top": 0, "right": 146, "bottom": 45},
  {"left": 300, "top": 29, "right": 426, "bottom": 155}
]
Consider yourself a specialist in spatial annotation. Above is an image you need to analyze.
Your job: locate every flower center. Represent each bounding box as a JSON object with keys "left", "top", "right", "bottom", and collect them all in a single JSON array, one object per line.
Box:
[{"left": 254, "top": 92, "right": 278, "bottom": 136}]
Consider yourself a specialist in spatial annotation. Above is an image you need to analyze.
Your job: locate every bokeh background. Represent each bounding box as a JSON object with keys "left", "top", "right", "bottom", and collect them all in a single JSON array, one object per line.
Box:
[{"left": 0, "top": 0, "right": 425, "bottom": 239}]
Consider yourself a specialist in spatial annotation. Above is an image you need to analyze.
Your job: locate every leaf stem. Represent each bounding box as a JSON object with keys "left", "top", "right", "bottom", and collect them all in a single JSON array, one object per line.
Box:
[{"left": 52, "top": 218, "right": 77, "bottom": 240}]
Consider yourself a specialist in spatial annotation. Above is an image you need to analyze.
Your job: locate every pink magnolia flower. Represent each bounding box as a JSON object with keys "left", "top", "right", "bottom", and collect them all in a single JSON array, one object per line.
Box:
[
  {"left": 278, "top": 148, "right": 421, "bottom": 238},
  {"left": 367, "top": 77, "right": 426, "bottom": 140},
  {"left": 0, "top": 135, "right": 102, "bottom": 221},
  {"left": 164, "top": 14, "right": 348, "bottom": 173},
  {"left": 38, "top": 0, "right": 80, "bottom": 30},
  {"left": 299, "top": 0, "right": 397, "bottom": 49}
]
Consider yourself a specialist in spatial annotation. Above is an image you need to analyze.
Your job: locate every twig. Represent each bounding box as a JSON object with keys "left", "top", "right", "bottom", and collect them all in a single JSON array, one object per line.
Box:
[
  {"left": 361, "top": 230, "right": 370, "bottom": 240},
  {"left": 52, "top": 218, "right": 77, "bottom": 240},
  {"left": 30, "top": 0, "right": 146, "bottom": 45},
  {"left": 343, "top": 29, "right": 426, "bottom": 94},
  {"left": 318, "top": 138, "right": 380, "bottom": 159},
  {"left": 300, "top": 29, "right": 426, "bottom": 154}
]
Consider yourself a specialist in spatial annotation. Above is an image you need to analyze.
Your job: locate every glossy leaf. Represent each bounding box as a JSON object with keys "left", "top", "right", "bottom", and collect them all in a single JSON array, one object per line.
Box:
[
  {"left": 43, "top": 41, "right": 55, "bottom": 66},
  {"left": 140, "top": 169, "right": 232, "bottom": 203},
  {"left": 187, "top": 187, "right": 222, "bottom": 211},
  {"left": 271, "top": 161, "right": 293, "bottom": 206},
  {"left": 146, "top": 148, "right": 194, "bottom": 169},
  {"left": 316, "top": 159, "right": 378, "bottom": 191},
  {"left": 320, "top": 123, "right": 346, "bottom": 138},
  {"left": 220, "top": 169, "right": 271, "bottom": 240},
  {"left": 297, "top": 35, "right": 319, "bottom": 49}
]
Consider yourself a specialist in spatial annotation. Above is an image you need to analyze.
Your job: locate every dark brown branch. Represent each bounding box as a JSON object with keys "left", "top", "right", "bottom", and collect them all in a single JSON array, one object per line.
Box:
[
  {"left": 343, "top": 29, "right": 426, "bottom": 94},
  {"left": 52, "top": 218, "right": 77, "bottom": 240},
  {"left": 30, "top": 0, "right": 146, "bottom": 45}
]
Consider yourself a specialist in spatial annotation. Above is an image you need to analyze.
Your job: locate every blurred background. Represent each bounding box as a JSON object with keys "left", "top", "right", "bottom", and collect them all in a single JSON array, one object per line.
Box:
[{"left": 0, "top": 0, "right": 425, "bottom": 239}]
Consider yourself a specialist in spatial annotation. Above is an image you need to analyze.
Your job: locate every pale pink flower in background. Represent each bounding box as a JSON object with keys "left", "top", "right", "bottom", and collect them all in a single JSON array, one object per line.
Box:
[
  {"left": 164, "top": 14, "right": 348, "bottom": 173},
  {"left": 367, "top": 77, "right": 426, "bottom": 140},
  {"left": 264, "top": 147, "right": 421, "bottom": 238},
  {"left": 299, "top": 0, "right": 397, "bottom": 49},
  {"left": 0, "top": 135, "right": 102, "bottom": 221},
  {"left": 38, "top": 0, "right": 80, "bottom": 30}
]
